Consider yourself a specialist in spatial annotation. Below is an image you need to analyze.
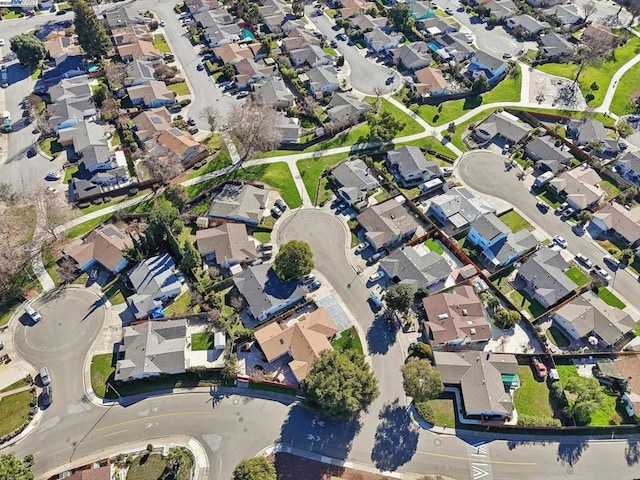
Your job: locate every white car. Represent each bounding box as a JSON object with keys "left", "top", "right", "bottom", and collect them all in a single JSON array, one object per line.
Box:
[
  {"left": 46, "top": 171, "right": 61, "bottom": 180},
  {"left": 604, "top": 255, "right": 621, "bottom": 269},
  {"left": 442, "top": 167, "right": 454, "bottom": 176},
  {"left": 0, "top": 39, "right": 4, "bottom": 46},
  {"left": 159, "top": 20, "right": 166, "bottom": 27},
  {"left": 592, "top": 265, "right": 612, "bottom": 283},
  {"left": 369, "top": 271, "right": 384, "bottom": 283},
  {"left": 553, "top": 235, "right": 568, "bottom": 248},
  {"left": 355, "top": 242, "right": 370, "bottom": 254},
  {"left": 574, "top": 253, "right": 593, "bottom": 269}
]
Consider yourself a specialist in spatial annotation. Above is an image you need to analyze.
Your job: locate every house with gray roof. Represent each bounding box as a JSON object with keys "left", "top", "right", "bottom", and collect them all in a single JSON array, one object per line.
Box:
[
  {"left": 364, "top": 29, "right": 402, "bottom": 53},
  {"left": 507, "top": 14, "right": 550, "bottom": 38},
  {"left": 427, "top": 187, "right": 496, "bottom": 232},
  {"left": 468, "top": 51, "right": 506, "bottom": 82},
  {"left": 467, "top": 213, "right": 510, "bottom": 251},
  {"left": 386, "top": 146, "right": 441, "bottom": 187},
  {"left": 525, "top": 135, "right": 574, "bottom": 174},
  {"left": 124, "top": 59, "right": 160, "bottom": 86},
  {"left": 304, "top": 65, "right": 340, "bottom": 97},
  {"left": 567, "top": 118, "right": 619, "bottom": 155},
  {"left": 289, "top": 45, "right": 332, "bottom": 69},
  {"left": 616, "top": 151, "right": 640, "bottom": 186},
  {"left": 486, "top": 0, "right": 516, "bottom": 20},
  {"left": 115, "top": 319, "right": 187, "bottom": 381},
  {"left": 357, "top": 197, "right": 426, "bottom": 251},
  {"left": 332, "top": 158, "right": 379, "bottom": 208},
  {"left": 196, "top": 222, "right": 257, "bottom": 268},
  {"left": 472, "top": 111, "right": 530, "bottom": 145},
  {"left": 193, "top": 8, "right": 241, "bottom": 47},
  {"left": 543, "top": 4, "right": 583, "bottom": 27},
  {"left": 538, "top": 33, "right": 575, "bottom": 60},
  {"left": 481, "top": 228, "right": 538, "bottom": 270},
  {"left": 420, "top": 15, "right": 458, "bottom": 35},
  {"left": 233, "top": 263, "right": 307, "bottom": 321},
  {"left": 57, "top": 120, "right": 109, "bottom": 153},
  {"left": 207, "top": 183, "right": 273, "bottom": 226},
  {"left": 434, "top": 32, "right": 475, "bottom": 62},
  {"left": 410, "top": 1, "right": 436, "bottom": 22},
  {"left": 515, "top": 248, "right": 577, "bottom": 310},
  {"left": 47, "top": 92, "right": 97, "bottom": 131},
  {"left": 254, "top": 76, "right": 295, "bottom": 110},
  {"left": 126, "top": 253, "right": 183, "bottom": 319},
  {"left": 549, "top": 164, "right": 605, "bottom": 210},
  {"left": 325, "top": 92, "right": 371, "bottom": 123},
  {"left": 349, "top": 13, "right": 386, "bottom": 31},
  {"left": 380, "top": 247, "right": 452, "bottom": 292},
  {"left": 389, "top": 42, "right": 432, "bottom": 72},
  {"left": 553, "top": 290, "right": 635, "bottom": 348},
  {"left": 433, "top": 351, "right": 519, "bottom": 419},
  {"left": 275, "top": 113, "right": 301, "bottom": 144}
]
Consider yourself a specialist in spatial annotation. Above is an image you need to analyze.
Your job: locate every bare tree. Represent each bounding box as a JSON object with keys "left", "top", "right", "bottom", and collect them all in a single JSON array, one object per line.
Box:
[
  {"left": 227, "top": 97, "right": 282, "bottom": 160},
  {"left": 154, "top": 64, "right": 177, "bottom": 82},
  {"left": 56, "top": 257, "right": 80, "bottom": 284},
  {"left": 0, "top": 208, "right": 31, "bottom": 289},
  {"left": 200, "top": 105, "right": 218, "bottom": 133},
  {"left": 142, "top": 144, "right": 184, "bottom": 183},
  {"left": 32, "top": 185, "right": 76, "bottom": 240},
  {"left": 34, "top": 110, "right": 53, "bottom": 136},
  {"left": 571, "top": 31, "right": 609, "bottom": 88},
  {"left": 104, "top": 62, "right": 126, "bottom": 89},
  {"left": 583, "top": 0, "right": 597, "bottom": 21},
  {"left": 99, "top": 97, "right": 120, "bottom": 123},
  {"left": 373, "top": 85, "right": 385, "bottom": 105}
]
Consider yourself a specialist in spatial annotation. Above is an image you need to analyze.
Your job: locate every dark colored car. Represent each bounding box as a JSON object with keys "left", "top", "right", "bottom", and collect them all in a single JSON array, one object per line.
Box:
[
  {"left": 41, "top": 385, "right": 52, "bottom": 406},
  {"left": 56, "top": 9, "right": 67, "bottom": 15},
  {"left": 275, "top": 198, "right": 287, "bottom": 211},
  {"left": 367, "top": 253, "right": 382, "bottom": 266}
]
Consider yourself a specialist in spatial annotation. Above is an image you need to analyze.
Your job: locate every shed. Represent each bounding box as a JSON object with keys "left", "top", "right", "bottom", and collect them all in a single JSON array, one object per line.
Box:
[
  {"left": 196, "top": 217, "right": 210, "bottom": 229},
  {"left": 214, "top": 331, "right": 226, "bottom": 350}
]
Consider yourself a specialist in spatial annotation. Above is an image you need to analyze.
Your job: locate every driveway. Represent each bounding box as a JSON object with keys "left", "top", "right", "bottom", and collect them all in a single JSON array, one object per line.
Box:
[
  {"left": 456, "top": 150, "right": 640, "bottom": 312},
  {"left": 304, "top": 6, "right": 401, "bottom": 95}
]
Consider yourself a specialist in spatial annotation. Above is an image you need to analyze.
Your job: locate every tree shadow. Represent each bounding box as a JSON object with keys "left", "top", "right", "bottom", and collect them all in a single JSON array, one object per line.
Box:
[
  {"left": 625, "top": 439, "right": 640, "bottom": 466},
  {"left": 556, "top": 439, "right": 589, "bottom": 467},
  {"left": 278, "top": 404, "right": 361, "bottom": 460},
  {"left": 365, "top": 312, "right": 397, "bottom": 355},
  {"left": 371, "top": 399, "right": 419, "bottom": 471},
  {"left": 506, "top": 439, "right": 548, "bottom": 451}
]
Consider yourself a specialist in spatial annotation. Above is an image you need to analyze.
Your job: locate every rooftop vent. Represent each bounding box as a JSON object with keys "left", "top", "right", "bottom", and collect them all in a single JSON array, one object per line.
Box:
[{"left": 462, "top": 309, "right": 468, "bottom": 316}]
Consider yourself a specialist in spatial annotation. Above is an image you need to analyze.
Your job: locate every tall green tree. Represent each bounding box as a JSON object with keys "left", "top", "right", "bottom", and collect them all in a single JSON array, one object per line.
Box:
[
  {"left": 564, "top": 376, "right": 606, "bottom": 425},
  {"left": 304, "top": 349, "right": 379, "bottom": 419},
  {"left": 366, "top": 110, "right": 405, "bottom": 142},
  {"left": 401, "top": 357, "right": 443, "bottom": 403},
  {"left": 385, "top": 284, "right": 414, "bottom": 313},
  {"left": 273, "top": 240, "right": 314, "bottom": 280},
  {"left": 73, "top": 0, "right": 112, "bottom": 59},
  {"left": 232, "top": 457, "right": 275, "bottom": 480},
  {"left": 9, "top": 33, "right": 46, "bottom": 67},
  {"left": 388, "top": 3, "right": 414, "bottom": 35},
  {"left": 180, "top": 240, "right": 201, "bottom": 273},
  {"left": 0, "top": 453, "right": 34, "bottom": 480}
]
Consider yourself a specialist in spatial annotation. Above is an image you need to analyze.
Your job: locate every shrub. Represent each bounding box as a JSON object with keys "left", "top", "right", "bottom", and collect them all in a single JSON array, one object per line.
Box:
[
  {"left": 517, "top": 415, "right": 561, "bottom": 427},
  {"left": 179, "top": 99, "right": 192, "bottom": 106},
  {"left": 409, "top": 342, "right": 432, "bottom": 361},
  {"left": 414, "top": 401, "right": 435, "bottom": 424}
]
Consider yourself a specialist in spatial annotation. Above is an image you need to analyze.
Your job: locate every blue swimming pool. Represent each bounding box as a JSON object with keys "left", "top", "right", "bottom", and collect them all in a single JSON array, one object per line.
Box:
[
  {"left": 427, "top": 41, "right": 440, "bottom": 52},
  {"left": 241, "top": 28, "right": 255, "bottom": 40}
]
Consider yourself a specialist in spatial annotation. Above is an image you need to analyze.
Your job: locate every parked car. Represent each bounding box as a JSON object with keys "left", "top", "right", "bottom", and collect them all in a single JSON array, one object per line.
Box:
[
  {"left": 532, "top": 357, "right": 547, "bottom": 378},
  {"left": 275, "top": 198, "right": 287, "bottom": 211},
  {"left": 369, "top": 271, "right": 384, "bottom": 283},
  {"left": 56, "top": 9, "right": 67, "bottom": 15},
  {"left": 218, "top": 80, "right": 233, "bottom": 88},
  {"left": 355, "top": 242, "right": 369, "bottom": 254},
  {"left": 555, "top": 202, "right": 569, "bottom": 215},
  {"left": 196, "top": 63, "right": 205, "bottom": 71},
  {"left": 503, "top": 52, "right": 513, "bottom": 59},
  {"left": 445, "top": 7, "right": 454, "bottom": 14},
  {"left": 271, "top": 206, "right": 282, "bottom": 218},
  {"left": 536, "top": 200, "right": 549, "bottom": 213},
  {"left": 308, "top": 280, "right": 321, "bottom": 291},
  {"left": 0, "top": 39, "right": 4, "bottom": 47},
  {"left": 442, "top": 167, "right": 454, "bottom": 177},
  {"left": 187, "top": 117, "right": 196, "bottom": 126},
  {"left": 258, "top": 243, "right": 273, "bottom": 251},
  {"left": 45, "top": 171, "right": 61, "bottom": 180},
  {"left": 553, "top": 235, "right": 568, "bottom": 248},
  {"left": 188, "top": 126, "right": 199, "bottom": 135},
  {"left": 574, "top": 253, "right": 593, "bottom": 269},
  {"left": 39, "top": 367, "right": 51, "bottom": 386},
  {"left": 604, "top": 255, "right": 621, "bottom": 269},
  {"left": 25, "top": 305, "right": 41, "bottom": 323},
  {"left": 237, "top": 91, "right": 250, "bottom": 99},
  {"left": 159, "top": 20, "right": 166, "bottom": 27},
  {"left": 367, "top": 252, "right": 382, "bottom": 265},
  {"left": 592, "top": 265, "right": 612, "bottom": 283},
  {"left": 41, "top": 385, "right": 52, "bottom": 407},
  {"left": 167, "top": 103, "right": 182, "bottom": 113},
  {"left": 301, "top": 273, "right": 315, "bottom": 284},
  {"left": 562, "top": 207, "right": 576, "bottom": 219}
]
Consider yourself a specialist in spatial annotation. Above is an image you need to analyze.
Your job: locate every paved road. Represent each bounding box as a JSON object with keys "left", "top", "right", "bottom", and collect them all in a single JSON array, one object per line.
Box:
[
  {"left": 456, "top": 151, "right": 639, "bottom": 311},
  {"left": 304, "top": 6, "right": 401, "bottom": 96}
]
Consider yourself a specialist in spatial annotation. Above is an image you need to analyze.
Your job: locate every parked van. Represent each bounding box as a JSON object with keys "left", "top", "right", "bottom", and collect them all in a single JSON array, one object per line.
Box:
[
  {"left": 166, "top": 103, "right": 182, "bottom": 113},
  {"left": 39, "top": 367, "right": 51, "bottom": 386},
  {"left": 25, "top": 305, "right": 41, "bottom": 323}
]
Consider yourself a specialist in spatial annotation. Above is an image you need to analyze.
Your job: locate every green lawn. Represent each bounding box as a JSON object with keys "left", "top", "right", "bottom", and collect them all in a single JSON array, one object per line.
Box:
[
  {"left": 102, "top": 275, "right": 132, "bottom": 305},
  {"left": 597, "top": 287, "right": 626, "bottom": 309},
  {"left": 322, "top": 47, "right": 338, "bottom": 57},
  {"left": 599, "top": 179, "right": 621, "bottom": 198},
  {"left": 253, "top": 231, "right": 271, "bottom": 243},
  {"left": 296, "top": 153, "right": 349, "bottom": 204},
  {"left": 64, "top": 165, "right": 79, "bottom": 184},
  {"left": 424, "top": 238, "right": 444, "bottom": 254},
  {"left": 0, "top": 390, "right": 32, "bottom": 438},
  {"left": 636, "top": 320, "right": 640, "bottom": 336},
  {"left": 330, "top": 327, "right": 363, "bottom": 355},
  {"left": 513, "top": 366, "right": 554, "bottom": 418},
  {"left": 564, "top": 266, "right": 590, "bottom": 287},
  {"left": 364, "top": 98, "right": 425, "bottom": 137},
  {"left": 109, "top": 131, "right": 122, "bottom": 147},
  {"left": 168, "top": 82, "right": 191, "bottom": 96},
  {"left": 248, "top": 381, "right": 298, "bottom": 396},
  {"left": 498, "top": 210, "right": 533, "bottom": 233},
  {"left": 152, "top": 33, "right": 171, "bottom": 53},
  {"left": 164, "top": 292, "right": 193, "bottom": 316},
  {"left": 0, "top": 299, "right": 21, "bottom": 327},
  {"left": 0, "top": 378, "right": 29, "bottom": 394},
  {"left": 450, "top": 108, "right": 497, "bottom": 152},
  {"left": 43, "top": 249, "right": 61, "bottom": 287},
  {"left": 303, "top": 123, "right": 371, "bottom": 153},
  {"left": 537, "top": 185, "right": 563, "bottom": 208},
  {"left": 429, "top": 398, "right": 456, "bottom": 427},
  {"left": 4, "top": 10, "right": 23, "bottom": 19},
  {"left": 610, "top": 61, "right": 640, "bottom": 115},
  {"left": 39, "top": 137, "right": 63, "bottom": 157},
  {"left": 90, "top": 353, "right": 115, "bottom": 398},
  {"left": 537, "top": 35, "right": 640, "bottom": 107},
  {"left": 191, "top": 332, "right": 214, "bottom": 351},
  {"left": 417, "top": 67, "right": 521, "bottom": 126},
  {"left": 127, "top": 452, "right": 192, "bottom": 480},
  {"left": 546, "top": 325, "right": 571, "bottom": 347},
  {"left": 395, "top": 135, "right": 456, "bottom": 159},
  {"left": 184, "top": 147, "right": 231, "bottom": 180},
  {"left": 64, "top": 214, "right": 112, "bottom": 239},
  {"left": 187, "top": 162, "right": 302, "bottom": 208}
]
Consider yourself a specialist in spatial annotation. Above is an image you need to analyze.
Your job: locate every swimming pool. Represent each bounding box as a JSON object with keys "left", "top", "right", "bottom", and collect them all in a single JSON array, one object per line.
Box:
[
  {"left": 241, "top": 28, "right": 255, "bottom": 40},
  {"left": 427, "top": 41, "right": 440, "bottom": 52}
]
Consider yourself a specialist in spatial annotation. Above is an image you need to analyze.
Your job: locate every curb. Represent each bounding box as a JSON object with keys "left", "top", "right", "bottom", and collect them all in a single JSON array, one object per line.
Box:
[{"left": 35, "top": 142, "right": 54, "bottom": 161}]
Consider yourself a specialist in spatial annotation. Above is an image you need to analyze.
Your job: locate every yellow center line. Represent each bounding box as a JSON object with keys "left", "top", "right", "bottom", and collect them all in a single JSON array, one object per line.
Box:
[
  {"left": 96, "top": 411, "right": 211, "bottom": 432},
  {"left": 416, "top": 450, "right": 536, "bottom": 466}
]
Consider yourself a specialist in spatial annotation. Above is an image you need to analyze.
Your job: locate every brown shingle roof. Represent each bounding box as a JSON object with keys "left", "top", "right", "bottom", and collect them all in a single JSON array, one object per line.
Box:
[
  {"left": 66, "top": 466, "right": 110, "bottom": 480},
  {"left": 67, "top": 225, "right": 133, "bottom": 272},
  {"left": 195, "top": 222, "right": 257, "bottom": 263}
]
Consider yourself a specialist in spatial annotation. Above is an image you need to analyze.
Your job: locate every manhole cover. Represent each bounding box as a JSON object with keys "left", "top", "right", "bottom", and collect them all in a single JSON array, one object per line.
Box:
[
  {"left": 434, "top": 439, "right": 441, "bottom": 447},
  {"left": 238, "top": 416, "right": 243, "bottom": 423}
]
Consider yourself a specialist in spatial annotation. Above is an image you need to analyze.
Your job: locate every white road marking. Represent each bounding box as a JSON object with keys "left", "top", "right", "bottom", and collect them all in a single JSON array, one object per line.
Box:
[
  {"left": 471, "top": 463, "right": 490, "bottom": 479},
  {"left": 103, "top": 430, "right": 128, "bottom": 437}
]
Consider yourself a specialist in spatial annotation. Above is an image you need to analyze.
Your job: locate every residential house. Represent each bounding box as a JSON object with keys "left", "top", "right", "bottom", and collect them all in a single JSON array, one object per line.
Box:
[
  {"left": 412, "top": 67, "right": 450, "bottom": 97},
  {"left": 486, "top": 0, "right": 516, "bottom": 21},
  {"left": 543, "top": 4, "right": 584, "bottom": 27},
  {"left": 44, "top": 30, "right": 82, "bottom": 66},
  {"left": 420, "top": 16, "right": 458, "bottom": 35},
  {"left": 233, "top": 58, "right": 275, "bottom": 89},
  {"left": 47, "top": 95, "right": 97, "bottom": 132},
  {"left": 289, "top": 45, "right": 332, "bottom": 69},
  {"left": 281, "top": 29, "right": 322, "bottom": 53},
  {"left": 132, "top": 108, "right": 172, "bottom": 143},
  {"left": 126, "top": 80, "right": 176, "bottom": 108},
  {"left": 349, "top": 13, "right": 386, "bottom": 31},
  {"left": 389, "top": 42, "right": 432, "bottom": 72},
  {"left": 213, "top": 42, "right": 261, "bottom": 65},
  {"left": 233, "top": 263, "right": 307, "bottom": 321},
  {"left": 70, "top": 179, "right": 104, "bottom": 202},
  {"left": 552, "top": 291, "right": 636, "bottom": 348},
  {"left": 386, "top": 146, "right": 441, "bottom": 187},
  {"left": 433, "top": 351, "right": 519, "bottom": 419},
  {"left": 157, "top": 128, "right": 208, "bottom": 166},
  {"left": 364, "top": 29, "right": 402, "bottom": 53},
  {"left": 380, "top": 247, "right": 452, "bottom": 292},
  {"left": 78, "top": 146, "right": 125, "bottom": 174},
  {"left": 427, "top": 187, "right": 495, "bottom": 232},
  {"left": 259, "top": 0, "right": 294, "bottom": 36},
  {"left": 126, "top": 253, "right": 184, "bottom": 319},
  {"left": 193, "top": 8, "right": 241, "bottom": 47},
  {"left": 549, "top": 165, "right": 605, "bottom": 210},
  {"left": 616, "top": 151, "right": 640, "bottom": 186},
  {"left": 325, "top": 92, "right": 371, "bottom": 123},
  {"left": 357, "top": 197, "right": 426, "bottom": 251},
  {"left": 467, "top": 51, "right": 506, "bottom": 82},
  {"left": 124, "top": 59, "right": 161, "bottom": 86},
  {"left": 515, "top": 248, "right": 577, "bottom": 309},
  {"left": 66, "top": 466, "right": 111, "bottom": 480},
  {"left": 582, "top": 23, "right": 620, "bottom": 50},
  {"left": 591, "top": 202, "right": 640, "bottom": 245},
  {"left": 275, "top": 113, "right": 301, "bottom": 144},
  {"left": 102, "top": 8, "right": 136, "bottom": 30},
  {"left": 466, "top": 213, "right": 509, "bottom": 251},
  {"left": 254, "top": 77, "right": 295, "bottom": 110},
  {"left": 472, "top": 111, "right": 530, "bottom": 145},
  {"left": 112, "top": 24, "right": 163, "bottom": 63},
  {"left": 195, "top": 222, "right": 257, "bottom": 267},
  {"left": 57, "top": 120, "right": 109, "bottom": 153},
  {"left": 422, "top": 285, "right": 491, "bottom": 346},
  {"left": 332, "top": 158, "right": 380, "bottom": 208},
  {"left": 88, "top": 167, "right": 130, "bottom": 187},
  {"left": 66, "top": 224, "right": 133, "bottom": 274},
  {"left": 48, "top": 75, "right": 92, "bottom": 103},
  {"left": 336, "top": 0, "right": 371, "bottom": 17},
  {"left": 185, "top": 0, "right": 220, "bottom": 16},
  {"left": 433, "top": 32, "right": 475, "bottom": 62},
  {"left": 410, "top": 1, "right": 436, "bottom": 23},
  {"left": 524, "top": 135, "right": 574, "bottom": 174},
  {"left": 538, "top": 33, "right": 575, "bottom": 60},
  {"left": 114, "top": 319, "right": 187, "bottom": 381},
  {"left": 567, "top": 118, "right": 619, "bottom": 155},
  {"left": 507, "top": 14, "right": 550, "bottom": 38},
  {"left": 254, "top": 308, "right": 338, "bottom": 383},
  {"left": 207, "top": 183, "right": 273, "bottom": 226},
  {"left": 304, "top": 65, "right": 340, "bottom": 97},
  {"left": 524, "top": 0, "right": 564, "bottom": 6}
]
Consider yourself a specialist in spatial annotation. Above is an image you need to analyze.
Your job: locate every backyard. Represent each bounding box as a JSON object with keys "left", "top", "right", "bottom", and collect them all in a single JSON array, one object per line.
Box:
[
  {"left": 296, "top": 153, "right": 349, "bottom": 204},
  {"left": 424, "top": 238, "right": 444, "bottom": 254},
  {"left": 191, "top": 332, "right": 215, "bottom": 351},
  {"left": 513, "top": 366, "right": 554, "bottom": 420},
  {"left": 492, "top": 268, "right": 546, "bottom": 320},
  {"left": 126, "top": 451, "right": 193, "bottom": 480}
]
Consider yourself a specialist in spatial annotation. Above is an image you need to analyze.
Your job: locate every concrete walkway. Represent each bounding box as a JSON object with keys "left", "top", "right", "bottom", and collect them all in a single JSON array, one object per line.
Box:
[
  {"left": 0, "top": 384, "right": 32, "bottom": 402},
  {"left": 598, "top": 27, "right": 640, "bottom": 115}
]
